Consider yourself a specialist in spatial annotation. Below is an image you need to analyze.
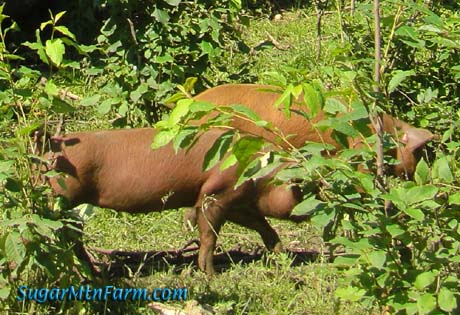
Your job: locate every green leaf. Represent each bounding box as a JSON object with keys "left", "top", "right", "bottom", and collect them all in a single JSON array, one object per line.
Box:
[
  {"left": 200, "top": 41, "right": 219, "bottom": 57},
  {"left": 348, "top": 101, "right": 370, "bottom": 120},
  {"left": 414, "top": 271, "right": 436, "bottom": 290},
  {"left": 55, "top": 25, "right": 76, "bottom": 40},
  {"left": 0, "top": 286, "right": 10, "bottom": 299},
  {"left": 5, "top": 178, "right": 21, "bottom": 192},
  {"left": 402, "top": 302, "right": 418, "bottom": 315},
  {"left": 331, "top": 119, "right": 359, "bottom": 138},
  {"left": 165, "top": 0, "right": 181, "bottom": 6},
  {"left": 118, "top": 102, "right": 128, "bottom": 116},
  {"left": 396, "top": 25, "right": 419, "bottom": 41},
  {"left": 79, "top": 94, "right": 101, "bottom": 107},
  {"left": 44, "top": 80, "right": 59, "bottom": 97},
  {"left": 2, "top": 53, "right": 24, "bottom": 61},
  {"left": 5, "top": 232, "right": 26, "bottom": 265},
  {"left": 190, "top": 101, "right": 215, "bottom": 113},
  {"left": 335, "top": 286, "right": 366, "bottom": 302},
  {"left": 291, "top": 197, "right": 325, "bottom": 217},
  {"left": 203, "top": 131, "right": 234, "bottom": 171},
  {"left": 152, "top": 128, "right": 178, "bottom": 149},
  {"left": 40, "top": 20, "right": 52, "bottom": 31},
  {"left": 448, "top": 193, "right": 460, "bottom": 206},
  {"left": 432, "top": 156, "right": 453, "bottom": 183},
  {"left": 230, "top": 0, "right": 242, "bottom": 11},
  {"left": 97, "top": 99, "right": 113, "bottom": 115},
  {"left": 403, "top": 207, "right": 425, "bottom": 221},
  {"left": 236, "top": 153, "right": 283, "bottom": 186},
  {"left": 130, "top": 83, "right": 148, "bottom": 103},
  {"left": 54, "top": 11, "right": 66, "bottom": 24},
  {"left": 386, "top": 224, "right": 405, "bottom": 238},
  {"left": 31, "top": 215, "right": 63, "bottom": 230},
  {"left": 153, "top": 8, "right": 170, "bottom": 25},
  {"left": 45, "top": 38, "right": 65, "bottom": 67},
  {"left": 417, "top": 293, "right": 436, "bottom": 315},
  {"left": 165, "top": 92, "right": 185, "bottom": 105},
  {"left": 233, "top": 136, "right": 265, "bottom": 169},
  {"left": 324, "top": 98, "right": 347, "bottom": 114},
  {"left": 51, "top": 98, "right": 75, "bottom": 113},
  {"left": 406, "top": 185, "right": 438, "bottom": 205},
  {"left": 156, "top": 53, "right": 174, "bottom": 64},
  {"left": 333, "top": 255, "right": 359, "bottom": 266},
  {"left": 311, "top": 208, "right": 336, "bottom": 228},
  {"left": 419, "top": 24, "right": 444, "bottom": 34},
  {"left": 23, "top": 37, "right": 48, "bottom": 65},
  {"left": 274, "top": 84, "right": 293, "bottom": 118},
  {"left": 381, "top": 188, "right": 407, "bottom": 210},
  {"left": 229, "top": 104, "right": 262, "bottom": 122},
  {"left": 438, "top": 287, "right": 457, "bottom": 312},
  {"left": 388, "top": 70, "right": 415, "bottom": 93},
  {"left": 183, "top": 77, "right": 197, "bottom": 92},
  {"left": 173, "top": 126, "right": 198, "bottom": 152},
  {"left": 376, "top": 273, "right": 389, "bottom": 289},
  {"left": 368, "top": 251, "right": 386, "bottom": 269},
  {"left": 220, "top": 154, "right": 238, "bottom": 171},
  {"left": 302, "top": 83, "right": 322, "bottom": 118},
  {"left": 291, "top": 84, "right": 302, "bottom": 98},
  {"left": 414, "top": 159, "right": 429, "bottom": 185},
  {"left": 169, "top": 99, "right": 192, "bottom": 125},
  {"left": 0, "top": 160, "right": 15, "bottom": 180}
]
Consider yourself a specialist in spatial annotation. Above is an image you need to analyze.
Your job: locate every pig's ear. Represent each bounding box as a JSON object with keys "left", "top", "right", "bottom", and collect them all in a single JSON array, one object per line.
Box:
[{"left": 401, "top": 128, "right": 434, "bottom": 150}]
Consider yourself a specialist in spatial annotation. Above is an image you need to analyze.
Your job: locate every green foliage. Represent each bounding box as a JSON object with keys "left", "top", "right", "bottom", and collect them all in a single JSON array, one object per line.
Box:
[
  {"left": 339, "top": 1, "right": 460, "bottom": 136},
  {"left": 0, "top": 6, "right": 92, "bottom": 311},
  {"left": 77, "top": 0, "right": 250, "bottom": 126}
]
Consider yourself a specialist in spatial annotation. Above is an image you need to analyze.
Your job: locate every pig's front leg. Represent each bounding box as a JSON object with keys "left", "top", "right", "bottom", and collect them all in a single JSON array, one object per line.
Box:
[
  {"left": 196, "top": 197, "right": 227, "bottom": 275},
  {"left": 225, "top": 208, "right": 283, "bottom": 253}
]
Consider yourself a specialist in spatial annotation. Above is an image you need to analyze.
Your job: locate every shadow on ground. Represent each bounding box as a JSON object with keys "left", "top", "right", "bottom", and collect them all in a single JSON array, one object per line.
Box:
[{"left": 91, "top": 239, "right": 325, "bottom": 278}]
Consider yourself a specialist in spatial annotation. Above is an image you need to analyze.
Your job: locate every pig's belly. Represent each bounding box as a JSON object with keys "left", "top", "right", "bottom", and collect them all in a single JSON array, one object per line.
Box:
[{"left": 94, "top": 183, "right": 201, "bottom": 213}]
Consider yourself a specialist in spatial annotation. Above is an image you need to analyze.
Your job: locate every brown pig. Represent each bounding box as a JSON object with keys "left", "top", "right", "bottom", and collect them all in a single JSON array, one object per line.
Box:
[
  {"left": 193, "top": 84, "right": 433, "bottom": 178},
  {"left": 182, "top": 84, "right": 434, "bottom": 228},
  {"left": 47, "top": 128, "right": 301, "bottom": 275}
]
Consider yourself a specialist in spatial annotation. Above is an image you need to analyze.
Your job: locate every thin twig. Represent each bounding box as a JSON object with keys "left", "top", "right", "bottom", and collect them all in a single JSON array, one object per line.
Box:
[
  {"left": 266, "top": 32, "right": 291, "bottom": 50},
  {"left": 372, "top": 0, "right": 386, "bottom": 193}
]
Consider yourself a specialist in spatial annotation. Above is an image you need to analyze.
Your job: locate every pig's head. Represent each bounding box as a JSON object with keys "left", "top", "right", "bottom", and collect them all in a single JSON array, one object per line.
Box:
[
  {"left": 392, "top": 127, "right": 434, "bottom": 179},
  {"left": 380, "top": 115, "right": 434, "bottom": 179},
  {"left": 256, "top": 180, "right": 303, "bottom": 220}
]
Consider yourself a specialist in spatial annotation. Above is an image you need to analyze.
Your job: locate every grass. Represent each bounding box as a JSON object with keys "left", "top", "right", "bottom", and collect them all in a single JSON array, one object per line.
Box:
[
  {"left": 240, "top": 10, "right": 344, "bottom": 85},
  {"left": 81, "top": 207, "right": 378, "bottom": 314}
]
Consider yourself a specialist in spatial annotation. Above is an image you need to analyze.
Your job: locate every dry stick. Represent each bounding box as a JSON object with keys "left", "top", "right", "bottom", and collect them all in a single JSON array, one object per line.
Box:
[
  {"left": 372, "top": 0, "right": 385, "bottom": 191},
  {"left": 382, "top": 5, "right": 403, "bottom": 71},
  {"left": 127, "top": 18, "right": 142, "bottom": 75},
  {"left": 374, "top": 3, "right": 391, "bottom": 313},
  {"left": 265, "top": 32, "right": 290, "bottom": 51},
  {"left": 315, "top": 1, "right": 324, "bottom": 62},
  {"left": 39, "top": 77, "right": 81, "bottom": 101},
  {"left": 251, "top": 33, "right": 290, "bottom": 54},
  {"left": 54, "top": 114, "right": 64, "bottom": 137}
]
